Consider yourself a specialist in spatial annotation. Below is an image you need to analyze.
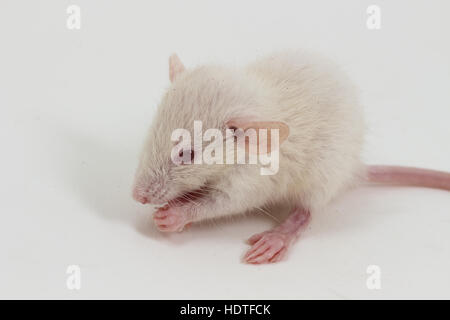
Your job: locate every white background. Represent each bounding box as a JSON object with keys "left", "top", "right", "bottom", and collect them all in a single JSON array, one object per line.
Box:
[{"left": 0, "top": 0, "right": 449, "bottom": 299}]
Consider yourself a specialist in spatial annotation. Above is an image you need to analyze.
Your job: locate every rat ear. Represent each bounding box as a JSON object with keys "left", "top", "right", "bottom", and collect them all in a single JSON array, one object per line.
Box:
[
  {"left": 226, "top": 119, "right": 289, "bottom": 154},
  {"left": 169, "top": 53, "right": 186, "bottom": 82}
]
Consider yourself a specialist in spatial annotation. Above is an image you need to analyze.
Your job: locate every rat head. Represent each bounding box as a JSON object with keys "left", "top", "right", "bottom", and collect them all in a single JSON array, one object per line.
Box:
[{"left": 132, "top": 54, "right": 289, "bottom": 208}]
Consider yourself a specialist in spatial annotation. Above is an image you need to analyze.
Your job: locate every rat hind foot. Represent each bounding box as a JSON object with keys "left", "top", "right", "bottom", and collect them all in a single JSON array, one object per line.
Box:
[
  {"left": 244, "top": 207, "right": 310, "bottom": 264},
  {"left": 244, "top": 231, "right": 291, "bottom": 264}
]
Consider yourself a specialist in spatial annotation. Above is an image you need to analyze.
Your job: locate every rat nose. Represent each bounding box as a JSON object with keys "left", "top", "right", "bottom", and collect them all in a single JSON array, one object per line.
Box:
[
  {"left": 137, "top": 195, "right": 148, "bottom": 204},
  {"left": 132, "top": 188, "right": 149, "bottom": 204}
]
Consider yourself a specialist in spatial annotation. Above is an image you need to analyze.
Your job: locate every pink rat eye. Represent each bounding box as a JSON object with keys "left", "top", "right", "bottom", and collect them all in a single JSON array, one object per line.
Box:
[{"left": 179, "top": 148, "right": 195, "bottom": 164}]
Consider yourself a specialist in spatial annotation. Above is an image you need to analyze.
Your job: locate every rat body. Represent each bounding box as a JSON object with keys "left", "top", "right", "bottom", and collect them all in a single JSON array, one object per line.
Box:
[{"left": 133, "top": 51, "right": 450, "bottom": 264}]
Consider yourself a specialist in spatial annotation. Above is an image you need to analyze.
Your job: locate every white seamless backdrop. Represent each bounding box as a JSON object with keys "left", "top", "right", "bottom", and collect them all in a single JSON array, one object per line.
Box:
[{"left": 0, "top": 0, "right": 449, "bottom": 299}]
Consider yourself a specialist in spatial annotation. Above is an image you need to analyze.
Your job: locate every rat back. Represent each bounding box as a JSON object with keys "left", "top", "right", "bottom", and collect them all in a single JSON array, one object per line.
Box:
[{"left": 246, "top": 51, "right": 365, "bottom": 212}]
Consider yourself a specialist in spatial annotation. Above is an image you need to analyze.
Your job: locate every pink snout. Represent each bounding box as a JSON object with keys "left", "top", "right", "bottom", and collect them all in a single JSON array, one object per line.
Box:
[{"left": 132, "top": 188, "right": 149, "bottom": 204}]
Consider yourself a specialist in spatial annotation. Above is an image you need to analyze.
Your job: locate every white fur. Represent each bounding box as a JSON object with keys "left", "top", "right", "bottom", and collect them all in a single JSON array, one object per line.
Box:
[{"left": 133, "top": 50, "right": 365, "bottom": 222}]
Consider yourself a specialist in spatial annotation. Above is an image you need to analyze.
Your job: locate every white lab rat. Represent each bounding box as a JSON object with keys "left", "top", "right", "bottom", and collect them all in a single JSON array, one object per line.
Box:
[{"left": 132, "top": 51, "right": 450, "bottom": 264}]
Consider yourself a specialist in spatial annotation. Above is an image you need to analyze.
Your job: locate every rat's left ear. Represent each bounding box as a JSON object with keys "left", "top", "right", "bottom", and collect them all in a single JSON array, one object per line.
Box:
[
  {"left": 169, "top": 53, "right": 186, "bottom": 82},
  {"left": 226, "top": 119, "right": 290, "bottom": 154}
]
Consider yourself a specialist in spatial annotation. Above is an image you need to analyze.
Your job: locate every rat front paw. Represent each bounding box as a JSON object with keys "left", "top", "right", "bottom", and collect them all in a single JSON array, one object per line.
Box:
[
  {"left": 153, "top": 205, "right": 190, "bottom": 232},
  {"left": 244, "top": 231, "right": 292, "bottom": 264}
]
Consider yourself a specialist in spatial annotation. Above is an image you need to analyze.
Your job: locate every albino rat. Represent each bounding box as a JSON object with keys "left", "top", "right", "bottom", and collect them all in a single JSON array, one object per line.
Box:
[{"left": 132, "top": 51, "right": 450, "bottom": 264}]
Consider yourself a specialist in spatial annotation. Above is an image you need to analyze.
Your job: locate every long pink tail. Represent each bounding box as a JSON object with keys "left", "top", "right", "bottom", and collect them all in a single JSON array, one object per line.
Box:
[{"left": 367, "top": 165, "right": 450, "bottom": 191}]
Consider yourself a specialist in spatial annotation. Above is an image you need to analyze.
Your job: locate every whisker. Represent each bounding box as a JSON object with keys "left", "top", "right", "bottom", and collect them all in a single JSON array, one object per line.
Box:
[{"left": 254, "top": 206, "right": 279, "bottom": 222}]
